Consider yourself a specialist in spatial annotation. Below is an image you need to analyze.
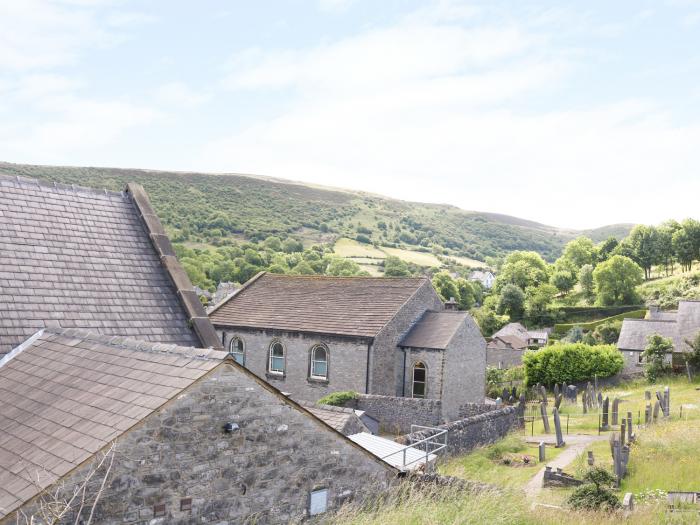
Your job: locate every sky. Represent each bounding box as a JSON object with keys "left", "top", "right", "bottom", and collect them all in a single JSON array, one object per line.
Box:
[{"left": 1, "top": 1, "right": 699, "bottom": 229}]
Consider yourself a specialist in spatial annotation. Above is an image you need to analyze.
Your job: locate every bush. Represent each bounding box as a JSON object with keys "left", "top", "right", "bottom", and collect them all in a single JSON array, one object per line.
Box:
[
  {"left": 523, "top": 343, "right": 623, "bottom": 386},
  {"left": 568, "top": 467, "right": 620, "bottom": 511},
  {"left": 317, "top": 391, "right": 358, "bottom": 406}
]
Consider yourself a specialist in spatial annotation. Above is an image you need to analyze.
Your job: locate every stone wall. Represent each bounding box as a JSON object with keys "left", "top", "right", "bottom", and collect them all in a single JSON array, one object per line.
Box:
[
  {"left": 371, "top": 280, "right": 444, "bottom": 396},
  {"left": 486, "top": 347, "right": 524, "bottom": 369},
  {"left": 401, "top": 347, "right": 445, "bottom": 400},
  {"left": 348, "top": 394, "right": 443, "bottom": 434},
  {"left": 399, "top": 404, "right": 524, "bottom": 457},
  {"left": 441, "top": 315, "right": 486, "bottom": 419},
  {"left": 457, "top": 403, "right": 497, "bottom": 419},
  {"left": 10, "top": 363, "right": 396, "bottom": 525},
  {"left": 215, "top": 327, "right": 370, "bottom": 402}
]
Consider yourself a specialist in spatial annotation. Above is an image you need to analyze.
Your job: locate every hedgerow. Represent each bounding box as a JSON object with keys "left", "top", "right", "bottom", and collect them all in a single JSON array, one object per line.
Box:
[{"left": 523, "top": 343, "right": 623, "bottom": 386}]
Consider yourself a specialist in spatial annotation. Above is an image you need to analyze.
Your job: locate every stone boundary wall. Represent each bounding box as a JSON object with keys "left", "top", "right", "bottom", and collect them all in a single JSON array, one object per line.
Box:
[
  {"left": 399, "top": 404, "right": 524, "bottom": 457},
  {"left": 346, "top": 394, "right": 442, "bottom": 434},
  {"left": 458, "top": 403, "right": 498, "bottom": 419}
]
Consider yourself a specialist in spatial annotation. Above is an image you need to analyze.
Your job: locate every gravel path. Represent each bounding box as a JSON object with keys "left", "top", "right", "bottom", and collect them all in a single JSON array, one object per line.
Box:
[{"left": 523, "top": 433, "right": 608, "bottom": 501}]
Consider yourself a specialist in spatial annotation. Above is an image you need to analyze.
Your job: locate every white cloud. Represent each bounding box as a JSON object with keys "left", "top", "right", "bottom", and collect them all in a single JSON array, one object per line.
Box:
[
  {"left": 155, "top": 82, "right": 210, "bottom": 108},
  {"left": 204, "top": 5, "right": 700, "bottom": 228},
  {"left": 318, "top": 0, "right": 355, "bottom": 13}
]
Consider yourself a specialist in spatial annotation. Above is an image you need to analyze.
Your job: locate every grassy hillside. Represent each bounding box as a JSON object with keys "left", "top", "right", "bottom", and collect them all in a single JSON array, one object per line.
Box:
[{"left": 0, "top": 161, "right": 631, "bottom": 262}]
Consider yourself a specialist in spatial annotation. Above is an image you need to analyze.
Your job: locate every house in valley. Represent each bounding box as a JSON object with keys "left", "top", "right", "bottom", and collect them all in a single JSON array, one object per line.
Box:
[
  {"left": 617, "top": 301, "right": 700, "bottom": 373},
  {"left": 208, "top": 273, "right": 487, "bottom": 421},
  {"left": 469, "top": 270, "right": 495, "bottom": 289}
]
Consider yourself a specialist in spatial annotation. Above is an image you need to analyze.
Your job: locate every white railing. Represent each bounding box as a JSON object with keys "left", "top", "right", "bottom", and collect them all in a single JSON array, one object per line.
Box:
[{"left": 381, "top": 425, "right": 447, "bottom": 471}]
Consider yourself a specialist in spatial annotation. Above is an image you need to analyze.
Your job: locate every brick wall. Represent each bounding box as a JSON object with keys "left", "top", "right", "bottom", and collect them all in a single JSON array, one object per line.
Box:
[
  {"left": 348, "top": 394, "right": 443, "bottom": 434},
  {"left": 10, "top": 364, "right": 395, "bottom": 525},
  {"left": 216, "top": 327, "right": 370, "bottom": 402}
]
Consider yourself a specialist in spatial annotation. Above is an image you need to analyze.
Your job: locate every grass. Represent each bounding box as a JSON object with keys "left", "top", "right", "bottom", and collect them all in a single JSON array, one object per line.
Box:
[
  {"left": 438, "top": 433, "right": 565, "bottom": 488},
  {"left": 381, "top": 246, "right": 442, "bottom": 267},
  {"left": 333, "top": 238, "right": 387, "bottom": 258},
  {"left": 445, "top": 254, "right": 484, "bottom": 268}
]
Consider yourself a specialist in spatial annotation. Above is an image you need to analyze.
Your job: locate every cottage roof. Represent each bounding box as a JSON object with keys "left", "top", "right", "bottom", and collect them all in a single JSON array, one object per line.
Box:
[
  {"left": 399, "top": 311, "right": 469, "bottom": 350},
  {"left": 493, "top": 323, "right": 530, "bottom": 341},
  {"left": 0, "top": 328, "right": 227, "bottom": 519},
  {"left": 617, "top": 319, "right": 679, "bottom": 351},
  {"left": 209, "top": 273, "right": 429, "bottom": 338},
  {"left": 677, "top": 300, "right": 700, "bottom": 352},
  {"left": 527, "top": 331, "right": 548, "bottom": 341},
  {"left": 0, "top": 175, "right": 220, "bottom": 356},
  {"left": 487, "top": 335, "right": 528, "bottom": 351}
]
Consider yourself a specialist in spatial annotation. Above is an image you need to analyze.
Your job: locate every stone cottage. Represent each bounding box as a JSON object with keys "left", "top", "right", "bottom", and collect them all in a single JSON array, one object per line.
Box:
[
  {"left": 617, "top": 300, "right": 700, "bottom": 373},
  {"left": 209, "top": 273, "right": 487, "bottom": 420},
  {"left": 0, "top": 328, "right": 396, "bottom": 524}
]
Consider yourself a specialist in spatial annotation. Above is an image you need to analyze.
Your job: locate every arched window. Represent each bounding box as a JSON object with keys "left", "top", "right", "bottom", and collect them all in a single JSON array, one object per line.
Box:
[
  {"left": 412, "top": 362, "right": 426, "bottom": 398},
  {"left": 268, "top": 341, "right": 285, "bottom": 374},
  {"left": 228, "top": 337, "right": 245, "bottom": 365},
  {"left": 310, "top": 345, "right": 328, "bottom": 380}
]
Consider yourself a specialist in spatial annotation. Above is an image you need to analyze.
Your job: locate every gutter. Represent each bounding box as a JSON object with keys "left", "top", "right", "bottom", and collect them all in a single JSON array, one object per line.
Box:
[{"left": 365, "top": 342, "right": 372, "bottom": 394}]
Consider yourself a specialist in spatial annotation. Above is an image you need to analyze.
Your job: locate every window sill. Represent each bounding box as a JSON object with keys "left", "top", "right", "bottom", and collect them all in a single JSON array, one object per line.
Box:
[
  {"left": 308, "top": 377, "right": 329, "bottom": 385},
  {"left": 266, "top": 372, "right": 285, "bottom": 381}
]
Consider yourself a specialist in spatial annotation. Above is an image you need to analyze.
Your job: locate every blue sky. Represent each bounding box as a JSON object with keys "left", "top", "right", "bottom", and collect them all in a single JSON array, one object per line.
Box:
[{"left": 1, "top": 0, "right": 699, "bottom": 229}]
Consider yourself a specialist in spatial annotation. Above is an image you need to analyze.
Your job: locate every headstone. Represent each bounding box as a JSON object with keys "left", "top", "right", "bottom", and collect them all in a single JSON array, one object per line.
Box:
[
  {"left": 601, "top": 397, "right": 610, "bottom": 430},
  {"left": 582, "top": 391, "right": 588, "bottom": 414},
  {"left": 554, "top": 384, "right": 560, "bottom": 397},
  {"left": 621, "top": 420, "right": 626, "bottom": 446},
  {"left": 613, "top": 438, "right": 622, "bottom": 486},
  {"left": 567, "top": 385, "right": 577, "bottom": 404},
  {"left": 664, "top": 386, "right": 670, "bottom": 417},
  {"left": 553, "top": 407, "right": 565, "bottom": 448},
  {"left": 653, "top": 400, "right": 660, "bottom": 421},
  {"left": 495, "top": 397, "right": 502, "bottom": 407},
  {"left": 540, "top": 402, "right": 551, "bottom": 433},
  {"left": 538, "top": 441, "right": 546, "bottom": 462},
  {"left": 627, "top": 411, "right": 634, "bottom": 442},
  {"left": 519, "top": 393, "right": 526, "bottom": 406},
  {"left": 508, "top": 395, "right": 515, "bottom": 404},
  {"left": 554, "top": 393, "right": 563, "bottom": 410},
  {"left": 511, "top": 386, "right": 518, "bottom": 400},
  {"left": 644, "top": 404, "right": 651, "bottom": 425},
  {"left": 540, "top": 385, "right": 548, "bottom": 406},
  {"left": 622, "top": 493, "right": 634, "bottom": 511},
  {"left": 612, "top": 398, "right": 620, "bottom": 426},
  {"left": 645, "top": 390, "right": 651, "bottom": 401},
  {"left": 587, "top": 451, "right": 594, "bottom": 466},
  {"left": 597, "top": 392, "right": 603, "bottom": 409},
  {"left": 502, "top": 388, "right": 509, "bottom": 402}
]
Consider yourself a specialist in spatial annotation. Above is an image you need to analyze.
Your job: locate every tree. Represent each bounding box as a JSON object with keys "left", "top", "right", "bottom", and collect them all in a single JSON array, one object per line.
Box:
[
  {"left": 579, "top": 264, "right": 595, "bottom": 302},
  {"left": 432, "top": 271, "right": 459, "bottom": 302},
  {"left": 494, "top": 251, "right": 550, "bottom": 292},
  {"left": 551, "top": 269, "right": 577, "bottom": 295},
  {"left": 325, "top": 257, "right": 364, "bottom": 276},
  {"left": 627, "top": 225, "right": 660, "bottom": 280},
  {"left": 290, "top": 260, "right": 316, "bottom": 275},
  {"left": 593, "top": 255, "right": 643, "bottom": 306},
  {"left": 263, "top": 236, "right": 283, "bottom": 252},
  {"left": 496, "top": 284, "right": 525, "bottom": 319},
  {"left": 562, "top": 236, "right": 597, "bottom": 269},
  {"left": 524, "top": 283, "right": 559, "bottom": 324},
  {"left": 597, "top": 237, "right": 619, "bottom": 262},
  {"left": 643, "top": 333, "right": 673, "bottom": 382},
  {"left": 456, "top": 278, "right": 476, "bottom": 310},
  {"left": 673, "top": 227, "right": 695, "bottom": 272},
  {"left": 282, "top": 238, "right": 304, "bottom": 253},
  {"left": 472, "top": 307, "right": 509, "bottom": 337},
  {"left": 383, "top": 256, "right": 411, "bottom": 277},
  {"left": 684, "top": 331, "right": 700, "bottom": 370},
  {"left": 657, "top": 220, "right": 680, "bottom": 276}
]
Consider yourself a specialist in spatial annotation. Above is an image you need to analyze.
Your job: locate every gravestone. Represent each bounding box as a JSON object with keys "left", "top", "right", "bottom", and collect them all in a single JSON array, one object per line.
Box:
[
  {"left": 653, "top": 400, "right": 660, "bottom": 421},
  {"left": 554, "top": 384, "right": 560, "bottom": 397},
  {"left": 539, "top": 441, "right": 546, "bottom": 462},
  {"left": 540, "top": 402, "right": 551, "bottom": 433},
  {"left": 582, "top": 391, "right": 588, "bottom": 414},
  {"left": 644, "top": 404, "right": 651, "bottom": 425},
  {"left": 511, "top": 386, "right": 518, "bottom": 400},
  {"left": 621, "top": 420, "right": 626, "bottom": 446},
  {"left": 502, "top": 388, "right": 510, "bottom": 402},
  {"left": 540, "top": 385, "right": 548, "bottom": 406},
  {"left": 508, "top": 395, "right": 515, "bottom": 404},
  {"left": 597, "top": 392, "right": 603, "bottom": 409},
  {"left": 495, "top": 397, "right": 502, "bottom": 407},
  {"left": 627, "top": 411, "right": 634, "bottom": 442},
  {"left": 567, "top": 385, "right": 577, "bottom": 404},
  {"left": 612, "top": 398, "right": 620, "bottom": 426},
  {"left": 601, "top": 397, "right": 610, "bottom": 430},
  {"left": 664, "top": 386, "right": 670, "bottom": 417},
  {"left": 587, "top": 451, "right": 594, "bottom": 466},
  {"left": 519, "top": 393, "right": 526, "bottom": 406},
  {"left": 554, "top": 393, "right": 563, "bottom": 410},
  {"left": 645, "top": 390, "right": 651, "bottom": 401},
  {"left": 553, "top": 407, "right": 565, "bottom": 448}
]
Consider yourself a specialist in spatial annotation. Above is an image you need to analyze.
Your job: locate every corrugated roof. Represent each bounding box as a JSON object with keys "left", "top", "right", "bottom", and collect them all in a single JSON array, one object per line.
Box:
[
  {"left": 399, "top": 311, "right": 468, "bottom": 350},
  {"left": 209, "top": 273, "right": 429, "bottom": 338},
  {"left": 348, "top": 433, "right": 435, "bottom": 471},
  {"left": 0, "top": 328, "right": 226, "bottom": 519},
  {"left": 0, "top": 175, "right": 208, "bottom": 356}
]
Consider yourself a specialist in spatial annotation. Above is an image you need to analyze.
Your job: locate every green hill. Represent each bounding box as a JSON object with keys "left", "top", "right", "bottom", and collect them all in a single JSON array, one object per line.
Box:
[{"left": 0, "top": 161, "right": 631, "bottom": 262}]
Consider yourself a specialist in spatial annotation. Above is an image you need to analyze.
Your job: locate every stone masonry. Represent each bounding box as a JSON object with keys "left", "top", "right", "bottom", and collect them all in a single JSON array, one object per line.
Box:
[
  {"left": 347, "top": 394, "right": 443, "bottom": 434},
  {"left": 7, "top": 363, "right": 396, "bottom": 525}
]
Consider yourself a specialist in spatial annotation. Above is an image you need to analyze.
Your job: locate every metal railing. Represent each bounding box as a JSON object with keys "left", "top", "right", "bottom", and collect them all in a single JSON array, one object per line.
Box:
[{"left": 380, "top": 425, "right": 447, "bottom": 471}]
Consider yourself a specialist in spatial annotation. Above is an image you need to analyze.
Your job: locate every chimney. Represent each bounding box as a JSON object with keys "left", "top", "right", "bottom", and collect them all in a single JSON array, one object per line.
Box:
[{"left": 445, "top": 297, "right": 458, "bottom": 311}]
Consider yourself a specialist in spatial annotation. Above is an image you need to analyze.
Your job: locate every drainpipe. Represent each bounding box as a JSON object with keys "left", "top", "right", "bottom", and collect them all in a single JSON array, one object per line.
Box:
[
  {"left": 401, "top": 348, "right": 407, "bottom": 397},
  {"left": 365, "top": 342, "right": 372, "bottom": 394}
]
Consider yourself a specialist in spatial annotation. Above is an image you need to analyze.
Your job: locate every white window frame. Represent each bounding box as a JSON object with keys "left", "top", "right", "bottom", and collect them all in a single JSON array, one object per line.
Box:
[
  {"left": 268, "top": 341, "right": 285, "bottom": 375},
  {"left": 412, "top": 361, "right": 427, "bottom": 399},
  {"left": 310, "top": 345, "right": 328, "bottom": 380},
  {"left": 228, "top": 337, "right": 245, "bottom": 365}
]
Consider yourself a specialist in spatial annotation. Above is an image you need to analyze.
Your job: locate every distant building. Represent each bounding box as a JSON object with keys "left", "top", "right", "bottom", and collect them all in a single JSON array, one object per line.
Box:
[
  {"left": 617, "top": 301, "right": 700, "bottom": 373},
  {"left": 469, "top": 270, "right": 495, "bottom": 289},
  {"left": 209, "top": 273, "right": 487, "bottom": 421},
  {"left": 486, "top": 323, "right": 548, "bottom": 369}
]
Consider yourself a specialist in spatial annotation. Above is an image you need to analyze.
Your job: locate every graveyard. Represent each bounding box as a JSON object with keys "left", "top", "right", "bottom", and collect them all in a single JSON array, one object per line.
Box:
[{"left": 332, "top": 376, "right": 700, "bottom": 524}]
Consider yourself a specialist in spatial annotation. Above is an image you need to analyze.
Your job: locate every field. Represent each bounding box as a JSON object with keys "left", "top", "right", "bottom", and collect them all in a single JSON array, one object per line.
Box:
[{"left": 332, "top": 377, "right": 700, "bottom": 524}]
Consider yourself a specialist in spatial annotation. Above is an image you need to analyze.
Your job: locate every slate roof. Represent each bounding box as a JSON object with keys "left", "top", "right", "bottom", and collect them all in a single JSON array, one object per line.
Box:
[
  {"left": 300, "top": 402, "right": 368, "bottom": 435},
  {"left": 677, "top": 300, "right": 700, "bottom": 352},
  {"left": 0, "top": 174, "right": 220, "bottom": 356},
  {"left": 0, "top": 328, "right": 227, "bottom": 519},
  {"left": 399, "top": 311, "right": 468, "bottom": 350},
  {"left": 487, "top": 335, "right": 528, "bottom": 351},
  {"left": 492, "top": 322, "right": 530, "bottom": 341},
  {"left": 617, "top": 319, "right": 679, "bottom": 351},
  {"left": 209, "top": 273, "right": 429, "bottom": 338}
]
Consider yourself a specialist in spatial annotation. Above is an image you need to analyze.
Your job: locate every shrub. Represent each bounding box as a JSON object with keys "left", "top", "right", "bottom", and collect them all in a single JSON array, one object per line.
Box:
[
  {"left": 317, "top": 391, "right": 358, "bottom": 406},
  {"left": 523, "top": 343, "right": 623, "bottom": 386},
  {"left": 568, "top": 467, "right": 620, "bottom": 511},
  {"left": 643, "top": 334, "right": 673, "bottom": 382}
]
